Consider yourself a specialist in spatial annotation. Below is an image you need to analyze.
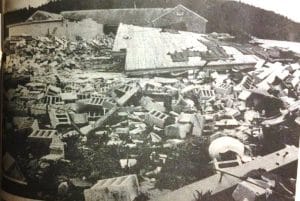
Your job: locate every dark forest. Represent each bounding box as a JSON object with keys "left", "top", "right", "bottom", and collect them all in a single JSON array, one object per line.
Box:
[{"left": 4, "top": 0, "right": 300, "bottom": 41}]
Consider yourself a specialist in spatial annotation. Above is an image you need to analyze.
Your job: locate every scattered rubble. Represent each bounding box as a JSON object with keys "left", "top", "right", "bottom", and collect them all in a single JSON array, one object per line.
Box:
[{"left": 2, "top": 33, "right": 300, "bottom": 201}]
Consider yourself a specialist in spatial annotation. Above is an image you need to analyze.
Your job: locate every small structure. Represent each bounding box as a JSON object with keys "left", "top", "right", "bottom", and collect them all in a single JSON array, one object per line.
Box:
[
  {"left": 8, "top": 10, "right": 104, "bottom": 40},
  {"left": 84, "top": 174, "right": 139, "bottom": 201}
]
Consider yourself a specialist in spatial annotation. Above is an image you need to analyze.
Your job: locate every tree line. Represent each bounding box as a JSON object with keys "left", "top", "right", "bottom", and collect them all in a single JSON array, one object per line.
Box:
[{"left": 4, "top": 0, "right": 300, "bottom": 41}]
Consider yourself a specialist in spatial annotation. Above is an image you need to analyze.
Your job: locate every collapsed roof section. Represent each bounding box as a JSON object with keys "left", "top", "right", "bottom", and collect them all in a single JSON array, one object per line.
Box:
[{"left": 112, "top": 24, "right": 260, "bottom": 75}]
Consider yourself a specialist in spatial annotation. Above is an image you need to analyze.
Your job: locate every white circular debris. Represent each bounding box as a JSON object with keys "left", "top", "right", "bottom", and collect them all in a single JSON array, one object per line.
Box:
[{"left": 208, "top": 136, "right": 245, "bottom": 160}]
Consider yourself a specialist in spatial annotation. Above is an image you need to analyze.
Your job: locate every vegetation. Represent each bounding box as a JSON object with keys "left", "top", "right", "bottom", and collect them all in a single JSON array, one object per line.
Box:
[
  {"left": 155, "top": 137, "right": 212, "bottom": 190},
  {"left": 4, "top": 0, "right": 300, "bottom": 42}
]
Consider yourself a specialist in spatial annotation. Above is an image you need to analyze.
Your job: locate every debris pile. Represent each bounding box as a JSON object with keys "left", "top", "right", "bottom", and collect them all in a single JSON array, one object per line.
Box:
[
  {"left": 5, "top": 34, "right": 116, "bottom": 77},
  {"left": 3, "top": 35, "right": 300, "bottom": 201}
]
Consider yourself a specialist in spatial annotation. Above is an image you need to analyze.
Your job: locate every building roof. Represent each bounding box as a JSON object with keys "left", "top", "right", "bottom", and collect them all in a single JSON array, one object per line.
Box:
[
  {"left": 27, "top": 10, "right": 63, "bottom": 22},
  {"left": 112, "top": 24, "right": 259, "bottom": 74},
  {"left": 8, "top": 5, "right": 207, "bottom": 29},
  {"left": 61, "top": 8, "right": 172, "bottom": 26},
  {"left": 7, "top": 10, "right": 63, "bottom": 28}
]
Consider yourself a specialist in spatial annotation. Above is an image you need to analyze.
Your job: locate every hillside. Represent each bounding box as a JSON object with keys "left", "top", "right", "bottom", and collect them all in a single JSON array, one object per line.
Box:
[{"left": 4, "top": 0, "right": 300, "bottom": 42}]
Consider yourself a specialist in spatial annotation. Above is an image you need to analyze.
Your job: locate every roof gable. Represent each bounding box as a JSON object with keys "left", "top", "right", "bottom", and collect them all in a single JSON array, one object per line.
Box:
[
  {"left": 152, "top": 4, "right": 208, "bottom": 23},
  {"left": 27, "top": 10, "right": 63, "bottom": 22}
]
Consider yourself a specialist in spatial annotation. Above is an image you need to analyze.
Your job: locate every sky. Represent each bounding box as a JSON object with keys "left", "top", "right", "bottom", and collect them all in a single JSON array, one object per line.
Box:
[
  {"left": 5, "top": 0, "right": 50, "bottom": 12},
  {"left": 236, "top": 0, "right": 300, "bottom": 23},
  {"left": 4, "top": 0, "right": 300, "bottom": 23}
]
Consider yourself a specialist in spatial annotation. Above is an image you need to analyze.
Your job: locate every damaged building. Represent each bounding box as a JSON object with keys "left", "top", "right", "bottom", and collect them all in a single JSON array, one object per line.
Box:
[
  {"left": 7, "top": 10, "right": 104, "bottom": 40},
  {"left": 2, "top": 7, "right": 300, "bottom": 201},
  {"left": 8, "top": 5, "right": 207, "bottom": 40}
]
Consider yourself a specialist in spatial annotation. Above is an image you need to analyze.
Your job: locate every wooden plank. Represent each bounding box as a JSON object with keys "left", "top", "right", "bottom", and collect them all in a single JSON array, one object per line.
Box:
[
  {"left": 153, "top": 145, "right": 298, "bottom": 201},
  {"left": 92, "top": 106, "right": 118, "bottom": 131},
  {"left": 116, "top": 86, "right": 140, "bottom": 106}
]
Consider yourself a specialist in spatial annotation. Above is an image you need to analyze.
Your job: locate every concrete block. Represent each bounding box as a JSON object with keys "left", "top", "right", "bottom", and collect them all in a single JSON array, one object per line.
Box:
[
  {"left": 30, "top": 103, "right": 48, "bottom": 116},
  {"left": 145, "top": 110, "right": 171, "bottom": 128},
  {"left": 87, "top": 97, "right": 106, "bottom": 107},
  {"left": 44, "top": 95, "right": 63, "bottom": 105},
  {"left": 232, "top": 178, "right": 267, "bottom": 201},
  {"left": 198, "top": 89, "right": 215, "bottom": 100},
  {"left": 28, "top": 129, "right": 58, "bottom": 144},
  {"left": 141, "top": 96, "right": 166, "bottom": 112},
  {"left": 70, "top": 113, "right": 88, "bottom": 125},
  {"left": 87, "top": 110, "right": 108, "bottom": 121},
  {"left": 61, "top": 92, "right": 78, "bottom": 103},
  {"left": 103, "top": 99, "right": 117, "bottom": 109},
  {"left": 49, "top": 109, "right": 71, "bottom": 129},
  {"left": 46, "top": 85, "right": 61, "bottom": 95},
  {"left": 215, "top": 83, "right": 233, "bottom": 95},
  {"left": 84, "top": 174, "right": 139, "bottom": 201},
  {"left": 13, "top": 117, "right": 35, "bottom": 131}
]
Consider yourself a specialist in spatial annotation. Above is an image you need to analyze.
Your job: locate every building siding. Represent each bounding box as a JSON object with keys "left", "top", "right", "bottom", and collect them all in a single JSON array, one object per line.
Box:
[
  {"left": 8, "top": 19, "right": 104, "bottom": 40},
  {"left": 64, "top": 19, "right": 104, "bottom": 40},
  {"left": 9, "top": 21, "right": 66, "bottom": 38}
]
